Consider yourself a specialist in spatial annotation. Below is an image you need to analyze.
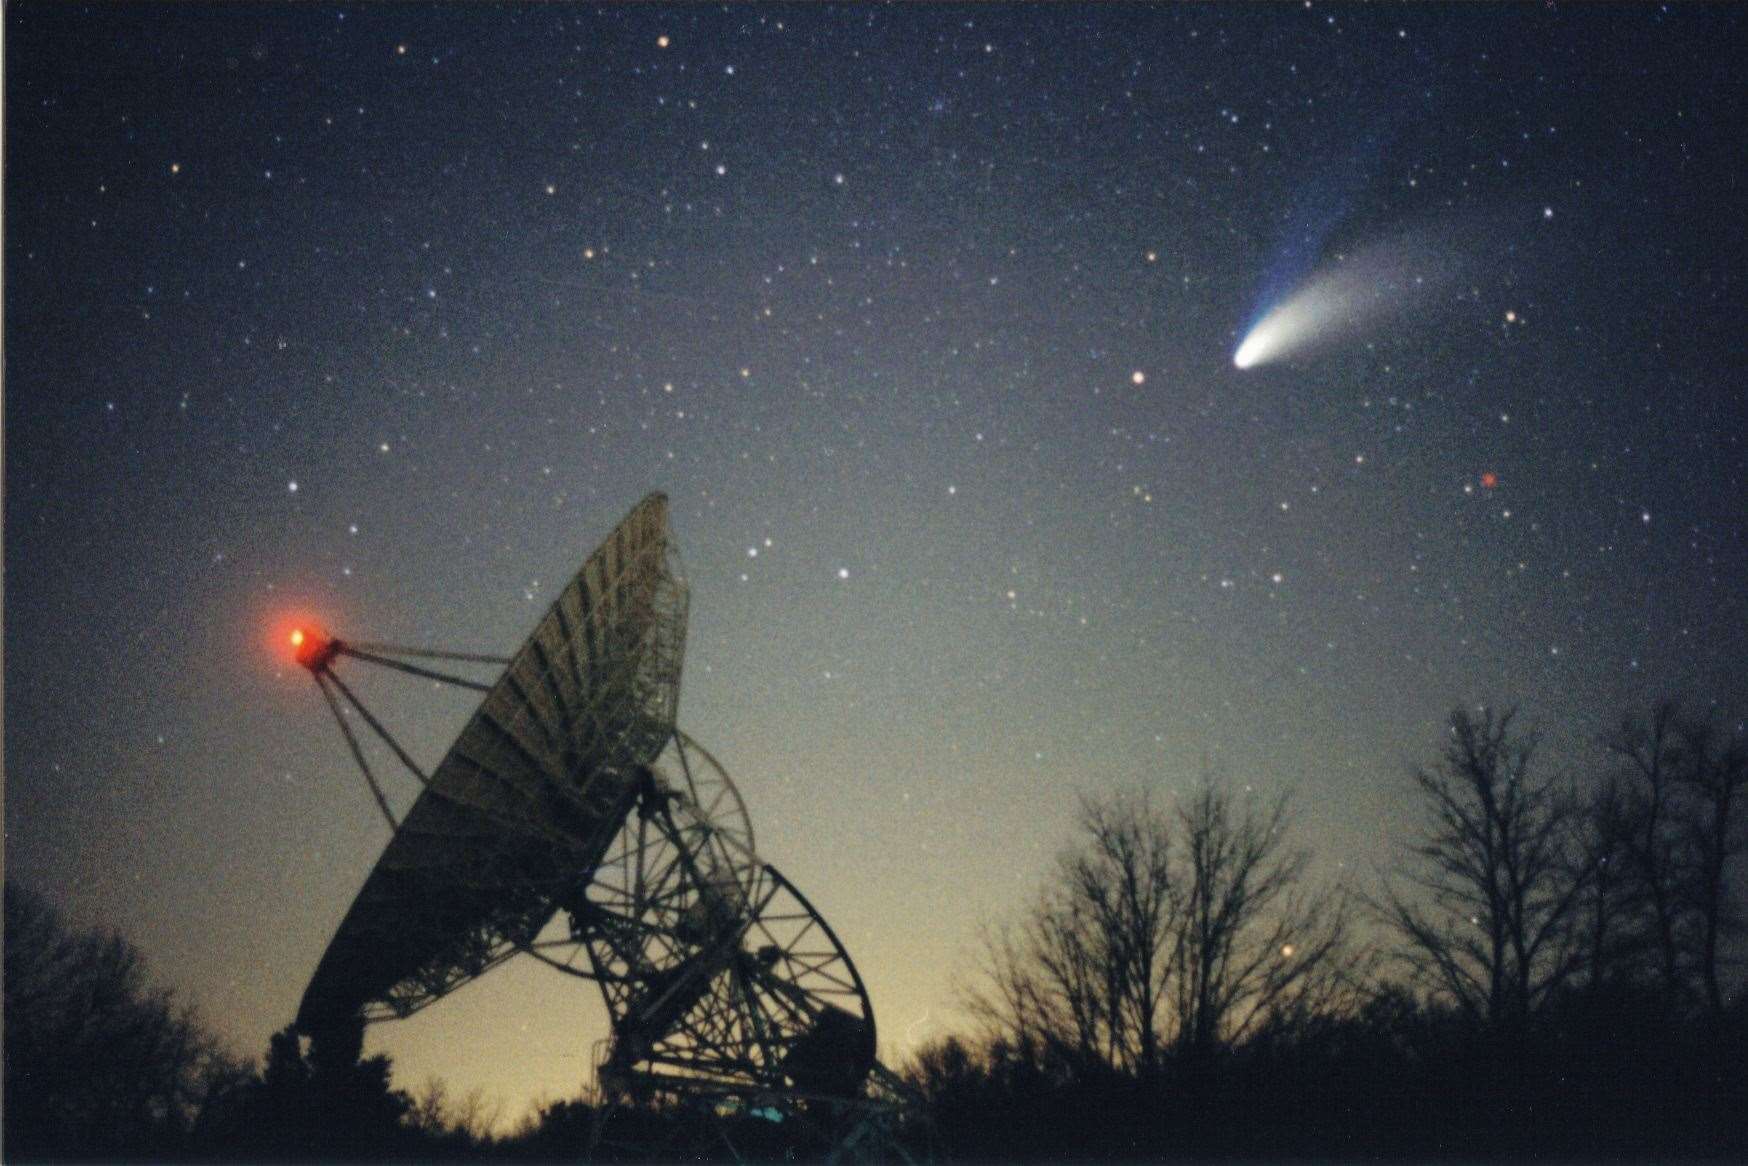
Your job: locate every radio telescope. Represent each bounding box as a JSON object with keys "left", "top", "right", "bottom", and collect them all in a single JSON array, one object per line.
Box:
[{"left": 287, "top": 493, "right": 913, "bottom": 1158}]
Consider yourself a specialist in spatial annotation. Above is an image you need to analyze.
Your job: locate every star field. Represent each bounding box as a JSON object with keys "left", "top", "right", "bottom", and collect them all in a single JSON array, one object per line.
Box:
[{"left": 6, "top": 2, "right": 1745, "bottom": 1116}]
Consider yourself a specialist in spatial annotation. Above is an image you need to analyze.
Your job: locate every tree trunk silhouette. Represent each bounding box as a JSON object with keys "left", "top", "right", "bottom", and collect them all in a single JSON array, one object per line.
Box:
[
  {"left": 1604, "top": 700, "right": 1689, "bottom": 996},
  {"left": 1381, "top": 707, "right": 1591, "bottom": 1023},
  {"left": 1576, "top": 776, "right": 1637, "bottom": 987},
  {"left": 1669, "top": 707, "right": 1747, "bottom": 1013}
]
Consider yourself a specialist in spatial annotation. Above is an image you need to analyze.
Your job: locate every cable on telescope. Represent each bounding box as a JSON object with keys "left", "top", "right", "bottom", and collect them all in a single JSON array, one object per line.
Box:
[
  {"left": 345, "top": 641, "right": 513, "bottom": 667},
  {"left": 314, "top": 672, "right": 400, "bottom": 833},
  {"left": 338, "top": 645, "right": 496, "bottom": 693},
  {"left": 323, "top": 668, "right": 436, "bottom": 790}
]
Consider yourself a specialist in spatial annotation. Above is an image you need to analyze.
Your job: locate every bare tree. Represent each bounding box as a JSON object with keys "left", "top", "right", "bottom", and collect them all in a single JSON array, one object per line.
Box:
[
  {"left": 452, "top": 1086, "right": 505, "bottom": 1141},
  {"left": 1601, "top": 698, "right": 1748, "bottom": 1010},
  {"left": 1603, "top": 700, "right": 1691, "bottom": 994},
  {"left": 1171, "top": 784, "right": 1349, "bottom": 1055},
  {"left": 970, "top": 780, "right": 1349, "bottom": 1074},
  {"left": 1574, "top": 775, "right": 1639, "bottom": 988},
  {"left": 407, "top": 1076, "right": 453, "bottom": 1135},
  {"left": 1066, "top": 789, "right": 1176, "bottom": 1071},
  {"left": 407, "top": 1075, "right": 504, "bottom": 1142},
  {"left": 970, "top": 788, "right": 1170, "bottom": 1075},
  {"left": 1670, "top": 707, "right": 1748, "bottom": 1012},
  {"left": 1030, "top": 889, "right": 1114, "bottom": 1067},
  {"left": 1381, "top": 707, "right": 1592, "bottom": 1023}
]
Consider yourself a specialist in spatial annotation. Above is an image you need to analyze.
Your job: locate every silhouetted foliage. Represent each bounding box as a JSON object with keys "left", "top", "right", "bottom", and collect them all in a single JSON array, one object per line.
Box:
[
  {"left": 904, "top": 983, "right": 1748, "bottom": 1161},
  {"left": 9, "top": 694, "right": 1745, "bottom": 1162},
  {"left": 1378, "top": 707, "right": 1592, "bottom": 1022},
  {"left": 910, "top": 705, "right": 1747, "bottom": 1161},
  {"left": 1575, "top": 771, "right": 1640, "bottom": 987},
  {"left": 197, "top": 1025, "right": 421, "bottom": 1161},
  {"left": 1607, "top": 698, "right": 1702, "bottom": 995},
  {"left": 1605, "top": 697, "right": 1748, "bottom": 1011},
  {"left": 971, "top": 781, "right": 1354, "bottom": 1079},
  {"left": 3, "top": 882, "right": 243, "bottom": 1161},
  {"left": 406, "top": 1075, "right": 505, "bottom": 1155}
]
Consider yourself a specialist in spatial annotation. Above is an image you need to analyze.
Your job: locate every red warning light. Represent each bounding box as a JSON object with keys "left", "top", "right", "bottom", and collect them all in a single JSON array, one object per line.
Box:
[
  {"left": 289, "top": 625, "right": 339, "bottom": 672},
  {"left": 1480, "top": 471, "right": 1499, "bottom": 489}
]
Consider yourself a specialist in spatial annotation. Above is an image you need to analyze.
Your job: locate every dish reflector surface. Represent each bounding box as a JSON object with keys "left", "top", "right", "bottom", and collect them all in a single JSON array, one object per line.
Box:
[{"left": 297, "top": 493, "right": 686, "bottom": 1029}]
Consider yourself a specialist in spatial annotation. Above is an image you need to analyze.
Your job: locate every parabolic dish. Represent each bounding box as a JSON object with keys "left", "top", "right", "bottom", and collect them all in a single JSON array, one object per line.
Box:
[{"left": 296, "top": 492, "right": 687, "bottom": 1033}]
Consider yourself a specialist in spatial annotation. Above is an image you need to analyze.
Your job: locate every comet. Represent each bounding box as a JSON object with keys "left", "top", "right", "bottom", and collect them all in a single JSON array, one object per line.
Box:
[{"left": 1233, "top": 230, "right": 1460, "bottom": 370}]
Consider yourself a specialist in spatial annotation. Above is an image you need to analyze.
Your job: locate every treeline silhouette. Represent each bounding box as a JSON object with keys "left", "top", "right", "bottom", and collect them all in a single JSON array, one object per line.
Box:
[{"left": 4, "top": 697, "right": 1744, "bottom": 1162}]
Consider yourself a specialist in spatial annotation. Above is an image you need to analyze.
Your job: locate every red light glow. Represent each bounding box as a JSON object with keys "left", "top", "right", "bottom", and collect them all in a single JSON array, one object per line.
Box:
[
  {"left": 1480, "top": 471, "right": 1499, "bottom": 489},
  {"left": 266, "top": 612, "right": 336, "bottom": 674},
  {"left": 290, "top": 625, "right": 335, "bottom": 671}
]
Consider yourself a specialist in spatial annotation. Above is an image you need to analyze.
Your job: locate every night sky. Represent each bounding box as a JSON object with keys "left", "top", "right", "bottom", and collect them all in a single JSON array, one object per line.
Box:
[{"left": 7, "top": 2, "right": 1746, "bottom": 1119}]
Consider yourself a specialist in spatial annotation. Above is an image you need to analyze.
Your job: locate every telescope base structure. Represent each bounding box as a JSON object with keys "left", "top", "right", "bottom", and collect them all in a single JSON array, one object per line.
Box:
[
  {"left": 538, "top": 747, "right": 922, "bottom": 1159},
  {"left": 303, "top": 729, "right": 920, "bottom": 1160}
]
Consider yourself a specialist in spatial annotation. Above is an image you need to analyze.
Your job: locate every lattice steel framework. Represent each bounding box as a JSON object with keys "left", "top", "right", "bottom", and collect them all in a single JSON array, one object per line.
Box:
[{"left": 288, "top": 493, "right": 917, "bottom": 1159}]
